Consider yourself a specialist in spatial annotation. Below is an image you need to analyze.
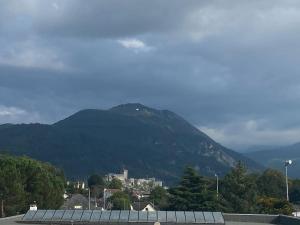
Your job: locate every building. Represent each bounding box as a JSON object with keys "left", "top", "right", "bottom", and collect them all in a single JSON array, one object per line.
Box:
[
  {"left": 106, "top": 170, "right": 128, "bottom": 183},
  {"left": 131, "top": 202, "right": 156, "bottom": 211}
]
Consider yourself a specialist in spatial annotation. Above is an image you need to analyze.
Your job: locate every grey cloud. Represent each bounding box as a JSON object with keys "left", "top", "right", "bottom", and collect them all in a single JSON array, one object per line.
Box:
[{"left": 1, "top": 0, "right": 300, "bottom": 149}]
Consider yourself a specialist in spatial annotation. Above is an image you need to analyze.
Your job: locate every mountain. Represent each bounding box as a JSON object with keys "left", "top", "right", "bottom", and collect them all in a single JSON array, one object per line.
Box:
[
  {"left": 0, "top": 103, "right": 262, "bottom": 183},
  {"left": 246, "top": 142, "right": 300, "bottom": 178}
]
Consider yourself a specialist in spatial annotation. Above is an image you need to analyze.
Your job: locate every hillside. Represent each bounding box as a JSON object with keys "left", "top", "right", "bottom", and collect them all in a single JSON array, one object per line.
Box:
[
  {"left": 246, "top": 143, "right": 300, "bottom": 178},
  {"left": 0, "top": 103, "right": 262, "bottom": 183}
]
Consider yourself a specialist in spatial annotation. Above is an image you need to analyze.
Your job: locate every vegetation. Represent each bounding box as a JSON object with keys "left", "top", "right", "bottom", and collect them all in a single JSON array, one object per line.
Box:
[
  {"left": 149, "top": 186, "right": 169, "bottom": 210},
  {"left": 108, "top": 178, "right": 123, "bottom": 189},
  {"left": 166, "top": 163, "right": 294, "bottom": 215},
  {"left": 0, "top": 154, "right": 65, "bottom": 217},
  {"left": 108, "top": 191, "right": 131, "bottom": 210}
]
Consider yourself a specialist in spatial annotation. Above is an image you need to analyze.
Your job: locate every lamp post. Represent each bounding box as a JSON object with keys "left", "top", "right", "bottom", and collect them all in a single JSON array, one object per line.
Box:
[
  {"left": 215, "top": 174, "right": 219, "bottom": 199},
  {"left": 284, "top": 160, "right": 292, "bottom": 202}
]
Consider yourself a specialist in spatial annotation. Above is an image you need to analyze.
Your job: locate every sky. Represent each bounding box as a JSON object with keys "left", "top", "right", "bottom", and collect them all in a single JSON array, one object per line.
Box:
[{"left": 1, "top": 0, "right": 300, "bottom": 150}]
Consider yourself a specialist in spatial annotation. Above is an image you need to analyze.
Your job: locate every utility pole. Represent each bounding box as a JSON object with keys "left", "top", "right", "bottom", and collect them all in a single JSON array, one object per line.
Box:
[
  {"left": 88, "top": 188, "right": 91, "bottom": 210},
  {"left": 103, "top": 189, "right": 106, "bottom": 210},
  {"left": 215, "top": 174, "right": 219, "bottom": 199},
  {"left": 284, "top": 160, "right": 292, "bottom": 202}
]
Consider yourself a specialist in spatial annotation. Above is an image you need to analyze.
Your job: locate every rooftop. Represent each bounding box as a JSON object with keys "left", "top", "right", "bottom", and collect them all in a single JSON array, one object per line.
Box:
[{"left": 0, "top": 210, "right": 300, "bottom": 225}]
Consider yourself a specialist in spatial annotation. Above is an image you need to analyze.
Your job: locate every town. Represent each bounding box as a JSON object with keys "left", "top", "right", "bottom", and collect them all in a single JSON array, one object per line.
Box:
[{"left": 62, "top": 169, "right": 164, "bottom": 211}]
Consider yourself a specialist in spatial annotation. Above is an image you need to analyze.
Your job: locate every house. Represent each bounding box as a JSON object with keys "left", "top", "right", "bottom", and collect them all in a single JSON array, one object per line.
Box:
[
  {"left": 130, "top": 202, "right": 156, "bottom": 211},
  {"left": 61, "top": 194, "right": 89, "bottom": 210}
]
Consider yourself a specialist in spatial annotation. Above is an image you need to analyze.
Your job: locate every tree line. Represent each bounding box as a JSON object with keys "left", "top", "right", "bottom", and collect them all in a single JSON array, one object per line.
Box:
[
  {"left": 0, "top": 154, "right": 65, "bottom": 217},
  {"left": 99, "top": 162, "right": 299, "bottom": 215}
]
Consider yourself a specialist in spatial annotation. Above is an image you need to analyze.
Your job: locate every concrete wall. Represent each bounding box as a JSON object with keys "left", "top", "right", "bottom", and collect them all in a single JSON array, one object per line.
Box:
[
  {"left": 223, "top": 213, "right": 280, "bottom": 224},
  {"left": 224, "top": 213, "right": 300, "bottom": 225}
]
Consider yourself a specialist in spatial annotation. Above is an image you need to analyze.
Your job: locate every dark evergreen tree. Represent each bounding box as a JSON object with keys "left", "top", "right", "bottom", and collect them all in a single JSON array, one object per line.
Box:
[
  {"left": 220, "top": 161, "right": 257, "bottom": 213},
  {"left": 168, "top": 167, "right": 217, "bottom": 211}
]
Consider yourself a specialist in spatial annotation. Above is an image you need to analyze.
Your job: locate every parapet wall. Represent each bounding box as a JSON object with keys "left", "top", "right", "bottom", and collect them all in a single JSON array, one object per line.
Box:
[{"left": 224, "top": 213, "right": 300, "bottom": 225}]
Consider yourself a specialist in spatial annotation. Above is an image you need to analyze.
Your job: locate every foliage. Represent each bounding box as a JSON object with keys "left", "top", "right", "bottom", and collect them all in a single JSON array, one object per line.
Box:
[
  {"left": 0, "top": 154, "right": 65, "bottom": 217},
  {"left": 257, "top": 197, "right": 293, "bottom": 215},
  {"left": 108, "top": 191, "right": 131, "bottom": 210},
  {"left": 168, "top": 167, "right": 217, "bottom": 211},
  {"left": 149, "top": 186, "right": 169, "bottom": 210},
  {"left": 256, "top": 169, "right": 285, "bottom": 198},
  {"left": 108, "top": 178, "right": 123, "bottom": 189},
  {"left": 220, "top": 161, "right": 257, "bottom": 213},
  {"left": 290, "top": 179, "right": 300, "bottom": 204},
  {"left": 88, "top": 174, "right": 104, "bottom": 188}
]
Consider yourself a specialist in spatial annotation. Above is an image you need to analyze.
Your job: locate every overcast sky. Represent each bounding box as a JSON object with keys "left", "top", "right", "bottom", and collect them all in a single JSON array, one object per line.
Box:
[{"left": 1, "top": 0, "right": 300, "bottom": 150}]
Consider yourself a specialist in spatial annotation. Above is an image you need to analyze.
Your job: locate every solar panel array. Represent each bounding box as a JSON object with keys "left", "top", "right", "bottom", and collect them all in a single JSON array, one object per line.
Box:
[{"left": 22, "top": 210, "right": 224, "bottom": 224}]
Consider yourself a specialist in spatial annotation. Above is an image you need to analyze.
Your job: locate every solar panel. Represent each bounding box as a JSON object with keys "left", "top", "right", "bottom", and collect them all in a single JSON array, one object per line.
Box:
[
  {"left": 43, "top": 210, "right": 55, "bottom": 221},
  {"left": 32, "top": 210, "right": 47, "bottom": 220},
  {"left": 212, "top": 212, "right": 224, "bottom": 224},
  {"left": 147, "top": 211, "right": 157, "bottom": 222},
  {"left": 176, "top": 211, "right": 186, "bottom": 223},
  {"left": 129, "top": 211, "right": 139, "bottom": 222},
  {"left": 90, "top": 210, "right": 102, "bottom": 222},
  {"left": 138, "top": 211, "right": 148, "bottom": 222},
  {"left": 110, "top": 210, "right": 120, "bottom": 222},
  {"left": 184, "top": 211, "right": 195, "bottom": 223},
  {"left": 194, "top": 211, "right": 205, "bottom": 223},
  {"left": 203, "top": 212, "right": 215, "bottom": 223},
  {"left": 21, "top": 210, "right": 224, "bottom": 224},
  {"left": 166, "top": 211, "right": 176, "bottom": 222},
  {"left": 23, "top": 210, "right": 37, "bottom": 221},
  {"left": 61, "top": 210, "right": 74, "bottom": 221},
  {"left": 81, "top": 210, "right": 93, "bottom": 221},
  {"left": 72, "top": 210, "right": 83, "bottom": 221},
  {"left": 99, "top": 210, "right": 111, "bottom": 222},
  {"left": 119, "top": 210, "right": 130, "bottom": 222},
  {"left": 52, "top": 210, "right": 65, "bottom": 221},
  {"left": 157, "top": 211, "right": 166, "bottom": 222}
]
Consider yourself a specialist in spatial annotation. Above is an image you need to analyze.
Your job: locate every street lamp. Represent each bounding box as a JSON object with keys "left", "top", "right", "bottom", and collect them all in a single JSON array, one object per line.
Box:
[
  {"left": 215, "top": 174, "right": 219, "bottom": 199},
  {"left": 284, "top": 160, "right": 292, "bottom": 201}
]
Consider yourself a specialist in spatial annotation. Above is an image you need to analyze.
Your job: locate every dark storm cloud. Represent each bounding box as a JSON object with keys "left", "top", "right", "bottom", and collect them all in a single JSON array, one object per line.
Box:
[{"left": 1, "top": 0, "right": 300, "bottom": 149}]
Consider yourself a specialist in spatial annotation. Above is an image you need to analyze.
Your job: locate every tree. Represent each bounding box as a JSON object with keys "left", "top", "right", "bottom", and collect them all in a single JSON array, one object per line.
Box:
[
  {"left": 149, "top": 186, "right": 169, "bottom": 210},
  {"left": 257, "top": 197, "right": 293, "bottom": 215},
  {"left": 88, "top": 174, "right": 104, "bottom": 188},
  {"left": 168, "top": 166, "right": 217, "bottom": 211},
  {"left": 108, "top": 178, "right": 123, "bottom": 189},
  {"left": 256, "top": 169, "right": 285, "bottom": 199},
  {"left": 108, "top": 191, "right": 131, "bottom": 210},
  {"left": 290, "top": 179, "right": 300, "bottom": 204},
  {"left": 0, "top": 154, "right": 65, "bottom": 216},
  {"left": 220, "top": 161, "right": 257, "bottom": 213}
]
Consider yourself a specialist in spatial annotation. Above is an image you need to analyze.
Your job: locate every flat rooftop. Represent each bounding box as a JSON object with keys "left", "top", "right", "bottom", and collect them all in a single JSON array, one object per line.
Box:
[{"left": 1, "top": 210, "right": 300, "bottom": 225}]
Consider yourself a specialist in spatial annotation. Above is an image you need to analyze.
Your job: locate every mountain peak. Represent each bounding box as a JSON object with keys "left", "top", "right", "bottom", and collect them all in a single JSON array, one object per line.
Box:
[{"left": 109, "top": 103, "right": 159, "bottom": 117}]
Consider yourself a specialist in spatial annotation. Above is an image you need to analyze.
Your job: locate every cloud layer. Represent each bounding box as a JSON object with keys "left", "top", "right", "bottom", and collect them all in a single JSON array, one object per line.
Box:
[{"left": 1, "top": 0, "right": 300, "bottom": 149}]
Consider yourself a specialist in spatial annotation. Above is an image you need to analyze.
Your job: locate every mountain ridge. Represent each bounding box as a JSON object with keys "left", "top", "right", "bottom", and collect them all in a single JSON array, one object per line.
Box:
[
  {"left": 0, "top": 103, "right": 262, "bottom": 183},
  {"left": 246, "top": 142, "right": 300, "bottom": 178}
]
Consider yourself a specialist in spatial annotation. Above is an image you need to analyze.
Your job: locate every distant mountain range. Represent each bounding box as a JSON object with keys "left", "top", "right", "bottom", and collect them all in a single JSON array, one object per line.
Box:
[
  {"left": 246, "top": 143, "right": 300, "bottom": 178},
  {"left": 0, "top": 103, "right": 262, "bottom": 183}
]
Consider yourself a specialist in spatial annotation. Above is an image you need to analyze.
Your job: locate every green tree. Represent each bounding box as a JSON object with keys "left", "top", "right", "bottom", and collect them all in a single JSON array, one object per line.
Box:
[
  {"left": 256, "top": 169, "right": 285, "bottom": 198},
  {"left": 168, "top": 167, "right": 217, "bottom": 211},
  {"left": 290, "top": 179, "right": 300, "bottom": 204},
  {"left": 108, "top": 191, "right": 131, "bottom": 210},
  {"left": 149, "top": 186, "right": 169, "bottom": 210},
  {"left": 108, "top": 178, "right": 123, "bottom": 189},
  {"left": 220, "top": 161, "right": 257, "bottom": 213},
  {"left": 257, "top": 197, "right": 293, "bottom": 215},
  {"left": 0, "top": 154, "right": 65, "bottom": 216},
  {"left": 88, "top": 174, "right": 104, "bottom": 188}
]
